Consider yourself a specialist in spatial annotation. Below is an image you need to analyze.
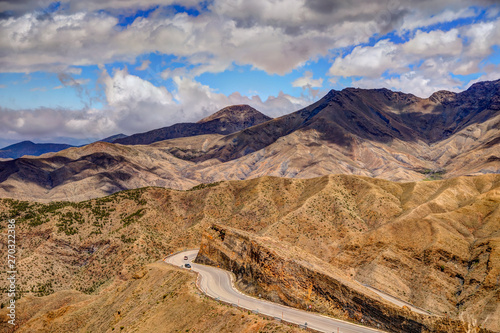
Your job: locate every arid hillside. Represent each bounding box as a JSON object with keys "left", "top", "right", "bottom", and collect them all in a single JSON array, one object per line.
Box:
[
  {"left": 0, "top": 174, "right": 498, "bottom": 331},
  {"left": 0, "top": 260, "right": 303, "bottom": 333},
  {"left": 0, "top": 80, "right": 498, "bottom": 201}
]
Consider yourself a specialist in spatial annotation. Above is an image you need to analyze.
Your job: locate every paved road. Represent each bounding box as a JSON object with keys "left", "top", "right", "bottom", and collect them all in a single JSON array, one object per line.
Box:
[{"left": 165, "top": 250, "right": 384, "bottom": 333}]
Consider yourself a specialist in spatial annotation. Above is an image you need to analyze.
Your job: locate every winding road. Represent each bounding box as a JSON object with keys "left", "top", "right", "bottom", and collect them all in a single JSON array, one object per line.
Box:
[{"left": 164, "top": 250, "right": 384, "bottom": 333}]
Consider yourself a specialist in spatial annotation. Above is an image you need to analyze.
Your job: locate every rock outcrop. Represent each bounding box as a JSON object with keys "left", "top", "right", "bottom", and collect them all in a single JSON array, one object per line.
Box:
[{"left": 196, "top": 225, "right": 495, "bottom": 333}]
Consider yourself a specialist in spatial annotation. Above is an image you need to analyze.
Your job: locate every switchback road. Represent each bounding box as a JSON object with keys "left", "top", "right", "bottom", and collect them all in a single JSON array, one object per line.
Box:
[{"left": 164, "top": 250, "right": 384, "bottom": 333}]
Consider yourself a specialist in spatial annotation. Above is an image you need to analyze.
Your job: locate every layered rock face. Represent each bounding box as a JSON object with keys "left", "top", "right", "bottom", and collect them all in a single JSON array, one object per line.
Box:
[{"left": 196, "top": 225, "right": 494, "bottom": 333}]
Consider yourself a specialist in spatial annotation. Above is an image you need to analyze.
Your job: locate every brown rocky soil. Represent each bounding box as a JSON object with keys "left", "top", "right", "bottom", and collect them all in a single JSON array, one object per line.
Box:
[{"left": 0, "top": 174, "right": 498, "bottom": 331}]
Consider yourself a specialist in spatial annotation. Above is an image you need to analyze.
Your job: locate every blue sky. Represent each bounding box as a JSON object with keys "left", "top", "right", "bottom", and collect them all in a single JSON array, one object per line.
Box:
[{"left": 0, "top": 0, "right": 499, "bottom": 145}]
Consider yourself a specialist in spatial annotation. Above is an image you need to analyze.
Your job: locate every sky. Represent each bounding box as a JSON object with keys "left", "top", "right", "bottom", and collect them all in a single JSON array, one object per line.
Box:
[{"left": 0, "top": 0, "right": 499, "bottom": 146}]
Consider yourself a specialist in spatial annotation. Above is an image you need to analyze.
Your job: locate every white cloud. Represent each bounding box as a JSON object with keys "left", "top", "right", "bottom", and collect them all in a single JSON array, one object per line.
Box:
[
  {"left": 0, "top": 0, "right": 498, "bottom": 118},
  {"left": 3, "top": 0, "right": 483, "bottom": 76},
  {"left": 0, "top": 106, "right": 115, "bottom": 142},
  {"left": 292, "top": 71, "right": 323, "bottom": 88},
  {"left": 1, "top": 64, "right": 313, "bottom": 143},
  {"left": 400, "top": 7, "right": 477, "bottom": 31},
  {"left": 102, "top": 67, "right": 173, "bottom": 108},
  {"left": 466, "top": 64, "right": 500, "bottom": 87},
  {"left": 463, "top": 18, "right": 500, "bottom": 58},
  {"left": 329, "top": 40, "right": 406, "bottom": 78},
  {"left": 403, "top": 29, "right": 463, "bottom": 56},
  {"left": 353, "top": 58, "right": 463, "bottom": 98},
  {"left": 0, "top": 0, "right": 203, "bottom": 17},
  {"left": 328, "top": 15, "right": 500, "bottom": 95}
]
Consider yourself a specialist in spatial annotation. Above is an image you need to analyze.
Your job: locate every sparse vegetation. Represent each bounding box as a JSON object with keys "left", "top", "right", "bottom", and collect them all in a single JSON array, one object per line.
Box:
[
  {"left": 0, "top": 174, "right": 499, "bottom": 332},
  {"left": 417, "top": 168, "right": 447, "bottom": 180},
  {"left": 189, "top": 181, "right": 222, "bottom": 191}
]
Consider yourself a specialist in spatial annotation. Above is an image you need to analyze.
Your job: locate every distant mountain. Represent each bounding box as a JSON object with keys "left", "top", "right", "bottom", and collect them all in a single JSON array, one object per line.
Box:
[
  {"left": 0, "top": 141, "right": 73, "bottom": 159},
  {"left": 113, "top": 105, "right": 272, "bottom": 145},
  {"left": 99, "top": 133, "right": 128, "bottom": 143},
  {"left": 0, "top": 80, "right": 498, "bottom": 201}
]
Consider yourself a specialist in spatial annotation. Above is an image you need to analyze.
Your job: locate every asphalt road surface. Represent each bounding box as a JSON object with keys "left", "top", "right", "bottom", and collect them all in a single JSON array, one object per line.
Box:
[{"left": 164, "top": 250, "right": 384, "bottom": 333}]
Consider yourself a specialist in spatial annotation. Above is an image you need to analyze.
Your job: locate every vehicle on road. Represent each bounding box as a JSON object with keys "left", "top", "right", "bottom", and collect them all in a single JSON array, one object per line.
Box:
[
  {"left": 184, "top": 256, "right": 188, "bottom": 260},
  {"left": 185, "top": 263, "right": 191, "bottom": 268}
]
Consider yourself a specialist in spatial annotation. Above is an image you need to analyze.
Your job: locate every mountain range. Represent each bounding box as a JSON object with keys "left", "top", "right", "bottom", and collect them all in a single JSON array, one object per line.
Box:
[{"left": 0, "top": 79, "right": 498, "bottom": 201}]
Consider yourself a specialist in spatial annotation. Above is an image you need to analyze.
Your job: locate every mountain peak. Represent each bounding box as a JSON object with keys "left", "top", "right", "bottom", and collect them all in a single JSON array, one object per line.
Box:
[
  {"left": 113, "top": 105, "right": 272, "bottom": 146},
  {"left": 197, "top": 104, "right": 272, "bottom": 124},
  {"left": 429, "top": 90, "right": 456, "bottom": 103},
  {"left": 3, "top": 140, "right": 35, "bottom": 149}
]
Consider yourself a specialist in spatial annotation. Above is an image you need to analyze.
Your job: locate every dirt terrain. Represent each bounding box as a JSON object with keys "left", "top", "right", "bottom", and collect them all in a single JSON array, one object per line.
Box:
[{"left": 0, "top": 174, "right": 498, "bottom": 331}]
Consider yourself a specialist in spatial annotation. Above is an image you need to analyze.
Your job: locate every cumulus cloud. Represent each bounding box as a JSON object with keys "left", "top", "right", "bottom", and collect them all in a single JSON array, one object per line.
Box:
[
  {"left": 353, "top": 69, "right": 462, "bottom": 98},
  {"left": 102, "top": 67, "right": 173, "bottom": 108},
  {"left": 292, "top": 71, "right": 323, "bottom": 88},
  {"left": 0, "top": 0, "right": 203, "bottom": 17},
  {"left": 402, "top": 29, "right": 463, "bottom": 56},
  {"left": 329, "top": 16, "right": 500, "bottom": 95},
  {"left": 0, "top": 106, "right": 116, "bottom": 143},
  {"left": 329, "top": 40, "right": 406, "bottom": 78},
  {"left": 463, "top": 17, "right": 500, "bottom": 58}
]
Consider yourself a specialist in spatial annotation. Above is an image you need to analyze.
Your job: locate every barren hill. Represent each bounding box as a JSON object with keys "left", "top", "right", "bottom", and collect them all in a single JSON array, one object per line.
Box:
[{"left": 0, "top": 174, "right": 498, "bottom": 331}]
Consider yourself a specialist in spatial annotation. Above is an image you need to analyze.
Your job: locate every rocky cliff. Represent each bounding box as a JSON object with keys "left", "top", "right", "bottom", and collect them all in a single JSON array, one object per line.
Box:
[{"left": 196, "top": 225, "right": 495, "bottom": 333}]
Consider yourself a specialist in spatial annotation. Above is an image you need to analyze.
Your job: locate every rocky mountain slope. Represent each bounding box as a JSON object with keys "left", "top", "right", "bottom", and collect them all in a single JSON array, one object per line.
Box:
[
  {"left": 113, "top": 104, "right": 272, "bottom": 145},
  {"left": 197, "top": 225, "right": 493, "bottom": 333},
  {"left": 0, "top": 141, "right": 74, "bottom": 159},
  {"left": 0, "top": 174, "right": 498, "bottom": 331},
  {"left": 0, "top": 80, "right": 498, "bottom": 202}
]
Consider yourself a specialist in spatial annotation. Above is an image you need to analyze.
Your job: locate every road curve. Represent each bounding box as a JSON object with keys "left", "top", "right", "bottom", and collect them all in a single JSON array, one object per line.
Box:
[{"left": 164, "top": 250, "right": 384, "bottom": 333}]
